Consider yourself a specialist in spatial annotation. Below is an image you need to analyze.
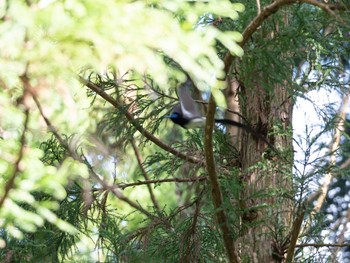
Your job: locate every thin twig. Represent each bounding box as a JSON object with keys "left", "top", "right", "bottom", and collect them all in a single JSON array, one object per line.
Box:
[
  {"left": 309, "top": 95, "right": 349, "bottom": 220},
  {"left": 331, "top": 207, "right": 350, "bottom": 262},
  {"left": 180, "top": 189, "right": 203, "bottom": 262},
  {"left": 296, "top": 243, "right": 350, "bottom": 248},
  {"left": 130, "top": 138, "right": 161, "bottom": 211},
  {"left": 118, "top": 176, "right": 207, "bottom": 190}
]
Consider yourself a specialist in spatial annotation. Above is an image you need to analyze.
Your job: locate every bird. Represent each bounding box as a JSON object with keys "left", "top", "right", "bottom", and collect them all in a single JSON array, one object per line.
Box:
[
  {"left": 166, "top": 80, "right": 252, "bottom": 130},
  {"left": 165, "top": 80, "right": 206, "bottom": 129},
  {"left": 166, "top": 80, "right": 276, "bottom": 151}
]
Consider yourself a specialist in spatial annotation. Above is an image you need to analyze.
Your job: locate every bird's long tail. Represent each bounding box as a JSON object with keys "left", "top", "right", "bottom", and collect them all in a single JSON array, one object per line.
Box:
[{"left": 214, "top": 119, "right": 277, "bottom": 153}]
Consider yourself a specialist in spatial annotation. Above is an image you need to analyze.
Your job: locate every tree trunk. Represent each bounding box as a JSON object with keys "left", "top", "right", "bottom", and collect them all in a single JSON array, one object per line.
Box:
[{"left": 237, "top": 79, "right": 294, "bottom": 262}]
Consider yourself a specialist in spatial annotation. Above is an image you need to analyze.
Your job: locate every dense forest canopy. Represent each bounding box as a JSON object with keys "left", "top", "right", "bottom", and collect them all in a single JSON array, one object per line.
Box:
[{"left": 0, "top": 0, "right": 349, "bottom": 262}]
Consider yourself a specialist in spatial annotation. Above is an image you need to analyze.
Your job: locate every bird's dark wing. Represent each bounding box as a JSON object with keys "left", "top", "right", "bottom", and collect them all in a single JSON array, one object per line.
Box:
[{"left": 177, "top": 80, "right": 201, "bottom": 119}]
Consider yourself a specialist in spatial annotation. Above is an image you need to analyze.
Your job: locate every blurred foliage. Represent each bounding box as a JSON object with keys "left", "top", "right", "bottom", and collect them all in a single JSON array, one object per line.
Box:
[{"left": 0, "top": 0, "right": 244, "bottom": 92}]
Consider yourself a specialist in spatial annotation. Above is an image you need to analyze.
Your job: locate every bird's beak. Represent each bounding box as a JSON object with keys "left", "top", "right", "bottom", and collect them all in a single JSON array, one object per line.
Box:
[{"left": 164, "top": 113, "right": 177, "bottom": 118}]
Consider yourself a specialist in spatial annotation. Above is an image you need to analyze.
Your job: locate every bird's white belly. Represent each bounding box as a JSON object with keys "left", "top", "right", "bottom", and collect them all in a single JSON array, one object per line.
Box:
[{"left": 185, "top": 117, "right": 206, "bottom": 129}]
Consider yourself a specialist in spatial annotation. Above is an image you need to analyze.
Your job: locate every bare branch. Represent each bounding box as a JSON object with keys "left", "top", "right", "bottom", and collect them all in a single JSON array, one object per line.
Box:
[
  {"left": 118, "top": 176, "right": 207, "bottom": 190},
  {"left": 180, "top": 189, "right": 203, "bottom": 262},
  {"left": 205, "top": 95, "right": 238, "bottom": 263},
  {"left": 130, "top": 138, "right": 161, "bottom": 211},
  {"left": 256, "top": 0, "right": 261, "bottom": 15},
  {"left": 285, "top": 208, "right": 305, "bottom": 262},
  {"left": 296, "top": 243, "right": 350, "bottom": 248},
  {"left": 339, "top": 157, "right": 350, "bottom": 170}
]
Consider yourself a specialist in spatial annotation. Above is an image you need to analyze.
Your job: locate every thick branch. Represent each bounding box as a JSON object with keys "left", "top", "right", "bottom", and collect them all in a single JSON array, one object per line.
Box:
[
  {"left": 205, "top": 95, "right": 238, "bottom": 263},
  {"left": 224, "top": 0, "right": 345, "bottom": 74},
  {"left": 285, "top": 209, "right": 305, "bottom": 262},
  {"left": 224, "top": 0, "right": 296, "bottom": 74}
]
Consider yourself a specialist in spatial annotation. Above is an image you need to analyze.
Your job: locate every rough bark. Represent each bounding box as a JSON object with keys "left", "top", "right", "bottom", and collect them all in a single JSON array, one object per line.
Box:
[
  {"left": 237, "top": 79, "right": 294, "bottom": 262},
  {"left": 224, "top": 77, "right": 241, "bottom": 149}
]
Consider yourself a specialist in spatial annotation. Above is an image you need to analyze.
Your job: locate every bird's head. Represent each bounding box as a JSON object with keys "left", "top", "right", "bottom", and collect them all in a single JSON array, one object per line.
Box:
[
  {"left": 165, "top": 112, "right": 181, "bottom": 120},
  {"left": 165, "top": 112, "right": 188, "bottom": 128}
]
